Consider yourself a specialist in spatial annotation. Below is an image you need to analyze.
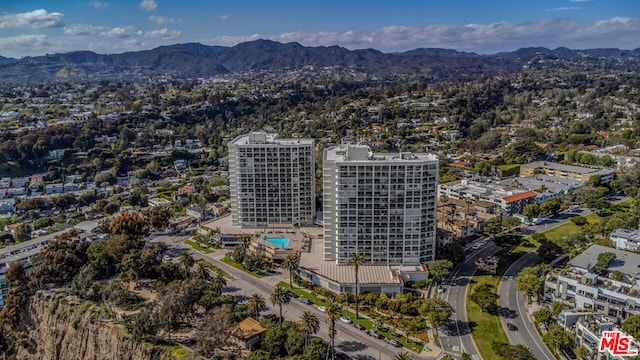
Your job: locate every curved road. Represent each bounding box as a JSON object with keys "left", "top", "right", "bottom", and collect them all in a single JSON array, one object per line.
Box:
[
  {"left": 438, "top": 242, "right": 501, "bottom": 359},
  {"left": 498, "top": 252, "right": 555, "bottom": 360}
]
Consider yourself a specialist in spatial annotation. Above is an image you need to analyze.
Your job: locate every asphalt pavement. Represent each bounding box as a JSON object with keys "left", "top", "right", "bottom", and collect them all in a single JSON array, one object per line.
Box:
[
  {"left": 438, "top": 241, "right": 501, "bottom": 360},
  {"left": 498, "top": 252, "right": 555, "bottom": 360}
]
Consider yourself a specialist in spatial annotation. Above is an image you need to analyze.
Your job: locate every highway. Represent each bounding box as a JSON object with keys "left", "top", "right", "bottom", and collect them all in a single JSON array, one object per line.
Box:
[
  {"left": 498, "top": 252, "right": 555, "bottom": 360},
  {"left": 438, "top": 242, "right": 501, "bottom": 360}
]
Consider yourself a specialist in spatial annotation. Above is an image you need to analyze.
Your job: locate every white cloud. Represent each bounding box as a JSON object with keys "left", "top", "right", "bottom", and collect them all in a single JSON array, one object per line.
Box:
[
  {"left": 89, "top": 1, "right": 109, "bottom": 8},
  {"left": 203, "top": 17, "right": 640, "bottom": 53},
  {"left": 218, "top": 14, "right": 230, "bottom": 21},
  {"left": 143, "top": 28, "right": 182, "bottom": 40},
  {"left": 64, "top": 24, "right": 107, "bottom": 36},
  {"left": 546, "top": 7, "right": 581, "bottom": 11},
  {"left": 149, "top": 15, "right": 181, "bottom": 25},
  {"left": 140, "top": 0, "right": 158, "bottom": 12},
  {"left": 101, "top": 26, "right": 135, "bottom": 38},
  {"left": 0, "top": 34, "right": 49, "bottom": 50},
  {"left": 0, "top": 9, "right": 64, "bottom": 29},
  {"left": 124, "top": 39, "right": 142, "bottom": 47}
]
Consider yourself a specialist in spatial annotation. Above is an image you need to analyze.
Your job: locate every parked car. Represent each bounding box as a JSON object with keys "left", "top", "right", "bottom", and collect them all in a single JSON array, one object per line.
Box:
[
  {"left": 507, "top": 322, "right": 518, "bottom": 331},
  {"left": 366, "top": 329, "right": 383, "bottom": 339},
  {"left": 339, "top": 316, "right": 353, "bottom": 324},
  {"left": 317, "top": 306, "right": 327, "bottom": 312},
  {"left": 299, "top": 297, "right": 311, "bottom": 305},
  {"left": 288, "top": 291, "right": 299, "bottom": 298},
  {"left": 353, "top": 323, "right": 365, "bottom": 330},
  {"left": 438, "top": 286, "right": 446, "bottom": 293},
  {"left": 385, "top": 338, "right": 402, "bottom": 348}
]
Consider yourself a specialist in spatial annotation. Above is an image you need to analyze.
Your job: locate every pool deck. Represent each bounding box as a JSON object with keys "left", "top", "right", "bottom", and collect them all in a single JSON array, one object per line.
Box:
[{"left": 200, "top": 214, "right": 321, "bottom": 254}]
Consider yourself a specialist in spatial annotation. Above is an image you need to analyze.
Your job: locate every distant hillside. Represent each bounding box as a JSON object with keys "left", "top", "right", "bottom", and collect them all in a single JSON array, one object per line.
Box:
[
  {"left": 0, "top": 55, "right": 15, "bottom": 65},
  {"left": 0, "top": 41, "right": 638, "bottom": 83}
]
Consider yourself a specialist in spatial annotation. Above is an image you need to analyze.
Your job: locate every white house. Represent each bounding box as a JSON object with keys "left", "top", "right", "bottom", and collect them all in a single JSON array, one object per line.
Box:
[
  {"left": 611, "top": 229, "right": 640, "bottom": 250},
  {"left": 45, "top": 183, "right": 64, "bottom": 194}
]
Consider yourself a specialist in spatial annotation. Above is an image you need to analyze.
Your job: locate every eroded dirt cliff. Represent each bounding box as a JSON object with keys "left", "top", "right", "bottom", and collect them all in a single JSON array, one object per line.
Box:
[{"left": 7, "top": 290, "right": 174, "bottom": 360}]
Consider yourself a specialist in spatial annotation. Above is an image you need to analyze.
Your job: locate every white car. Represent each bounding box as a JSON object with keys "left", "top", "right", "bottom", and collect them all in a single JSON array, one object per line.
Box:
[
  {"left": 339, "top": 316, "right": 352, "bottom": 324},
  {"left": 438, "top": 286, "right": 446, "bottom": 293},
  {"left": 317, "top": 306, "right": 327, "bottom": 312}
]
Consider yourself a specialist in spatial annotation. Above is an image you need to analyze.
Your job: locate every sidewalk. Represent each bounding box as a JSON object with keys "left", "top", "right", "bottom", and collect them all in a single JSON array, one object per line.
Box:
[{"left": 418, "top": 327, "right": 444, "bottom": 358}]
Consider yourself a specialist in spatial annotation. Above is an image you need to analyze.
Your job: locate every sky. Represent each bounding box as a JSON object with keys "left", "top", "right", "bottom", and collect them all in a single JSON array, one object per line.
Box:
[{"left": 0, "top": 0, "right": 639, "bottom": 58}]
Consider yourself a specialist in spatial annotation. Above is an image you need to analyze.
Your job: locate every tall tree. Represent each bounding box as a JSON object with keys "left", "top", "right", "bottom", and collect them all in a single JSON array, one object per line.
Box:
[
  {"left": 298, "top": 311, "right": 320, "bottom": 347},
  {"left": 180, "top": 252, "right": 195, "bottom": 277},
  {"left": 210, "top": 269, "right": 227, "bottom": 296},
  {"left": 270, "top": 285, "right": 291, "bottom": 328},
  {"left": 248, "top": 293, "right": 266, "bottom": 320},
  {"left": 348, "top": 253, "right": 366, "bottom": 319},
  {"left": 282, "top": 254, "right": 300, "bottom": 288},
  {"left": 622, "top": 315, "right": 640, "bottom": 340},
  {"left": 326, "top": 301, "right": 341, "bottom": 360},
  {"left": 420, "top": 297, "right": 453, "bottom": 340},
  {"left": 428, "top": 259, "right": 453, "bottom": 283}
]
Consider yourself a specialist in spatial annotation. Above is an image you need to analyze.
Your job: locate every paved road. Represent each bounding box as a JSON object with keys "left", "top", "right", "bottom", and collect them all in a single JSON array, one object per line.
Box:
[
  {"left": 438, "top": 242, "right": 501, "bottom": 360},
  {"left": 149, "top": 236, "right": 408, "bottom": 360},
  {"left": 498, "top": 252, "right": 555, "bottom": 360}
]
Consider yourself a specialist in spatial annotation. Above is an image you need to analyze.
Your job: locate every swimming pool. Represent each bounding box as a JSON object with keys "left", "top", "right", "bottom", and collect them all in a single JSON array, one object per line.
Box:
[{"left": 264, "top": 237, "right": 290, "bottom": 247}]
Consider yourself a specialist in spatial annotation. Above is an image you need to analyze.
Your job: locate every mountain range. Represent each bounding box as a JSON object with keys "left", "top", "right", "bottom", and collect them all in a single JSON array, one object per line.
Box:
[{"left": 0, "top": 40, "right": 639, "bottom": 83}]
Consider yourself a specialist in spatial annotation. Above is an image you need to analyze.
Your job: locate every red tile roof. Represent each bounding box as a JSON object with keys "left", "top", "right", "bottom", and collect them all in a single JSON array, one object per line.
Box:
[{"left": 503, "top": 191, "right": 536, "bottom": 203}]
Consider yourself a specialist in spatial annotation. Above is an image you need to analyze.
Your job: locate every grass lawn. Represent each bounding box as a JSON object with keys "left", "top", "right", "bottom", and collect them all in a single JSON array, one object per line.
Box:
[
  {"left": 185, "top": 239, "right": 214, "bottom": 254},
  {"left": 513, "top": 212, "right": 602, "bottom": 253},
  {"left": 541, "top": 213, "right": 600, "bottom": 243},
  {"left": 277, "top": 282, "right": 425, "bottom": 353},
  {"left": 221, "top": 256, "right": 265, "bottom": 278},
  {"left": 467, "top": 275, "right": 510, "bottom": 360}
]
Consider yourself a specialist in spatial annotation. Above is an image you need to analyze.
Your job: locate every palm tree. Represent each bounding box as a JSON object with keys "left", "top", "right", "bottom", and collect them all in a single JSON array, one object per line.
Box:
[
  {"left": 270, "top": 285, "right": 291, "bottom": 328},
  {"left": 348, "top": 253, "right": 365, "bottom": 319},
  {"left": 298, "top": 311, "right": 320, "bottom": 347},
  {"left": 325, "top": 301, "right": 341, "bottom": 360},
  {"left": 153, "top": 241, "right": 169, "bottom": 259},
  {"left": 464, "top": 196, "right": 473, "bottom": 237},
  {"left": 194, "top": 262, "right": 210, "bottom": 281},
  {"left": 282, "top": 254, "right": 300, "bottom": 288},
  {"left": 211, "top": 269, "right": 227, "bottom": 296},
  {"left": 179, "top": 252, "right": 195, "bottom": 277},
  {"left": 393, "top": 351, "right": 413, "bottom": 360},
  {"left": 247, "top": 293, "right": 266, "bottom": 319},
  {"left": 438, "top": 193, "right": 449, "bottom": 229}
]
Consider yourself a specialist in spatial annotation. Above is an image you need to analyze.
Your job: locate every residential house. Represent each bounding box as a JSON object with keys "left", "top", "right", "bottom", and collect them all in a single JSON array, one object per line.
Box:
[
  {"left": 232, "top": 317, "right": 266, "bottom": 350},
  {"left": 171, "top": 185, "right": 195, "bottom": 202},
  {"left": 45, "top": 183, "right": 64, "bottom": 194},
  {"left": 611, "top": 229, "right": 640, "bottom": 251},
  {"left": 545, "top": 245, "right": 640, "bottom": 320},
  {"left": 11, "top": 177, "right": 30, "bottom": 188},
  {"left": 186, "top": 205, "right": 205, "bottom": 221},
  {"left": 0, "top": 200, "right": 13, "bottom": 213}
]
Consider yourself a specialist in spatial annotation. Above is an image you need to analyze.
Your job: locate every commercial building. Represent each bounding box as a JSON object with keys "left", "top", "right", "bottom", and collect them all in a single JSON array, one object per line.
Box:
[
  {"left": 438, "top": 178, "right": 536, "bottom": 216},
  {"left": 228, "top": 132, "right": 315, "bottom": 228},
  {"left": 520, "top": 161, "right": 614, "bottom": 183},
  {"left": 322, "top": 144, "right": 438, "bottom": 266}
]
